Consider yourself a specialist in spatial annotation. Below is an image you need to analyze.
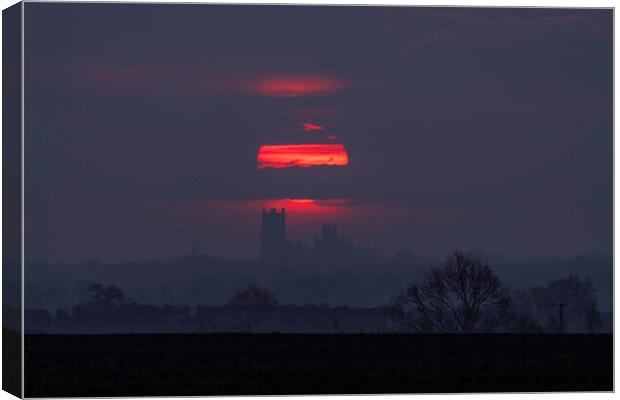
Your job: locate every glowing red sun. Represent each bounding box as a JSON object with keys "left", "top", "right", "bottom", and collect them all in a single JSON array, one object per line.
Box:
[
  {"left": 262, "top": 198, "right": 352, "bottom": 213},
  {"left": 257, "top": 144, "right": 349, "bottom": 169}
]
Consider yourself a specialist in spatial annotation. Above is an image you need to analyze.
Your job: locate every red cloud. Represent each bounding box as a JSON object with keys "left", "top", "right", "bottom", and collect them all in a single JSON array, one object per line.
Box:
[
  {"left": 45, "top": 66, "right": 348, "bottom": 98},
  {"left": 257, "top": 144, "right": 349, "bottom": 169},
  {"left": 251, "top": 75, "right": 348, "bottom": 97},
  {"left": 301, "top": 123, "right": 324, "bottom": 132}
]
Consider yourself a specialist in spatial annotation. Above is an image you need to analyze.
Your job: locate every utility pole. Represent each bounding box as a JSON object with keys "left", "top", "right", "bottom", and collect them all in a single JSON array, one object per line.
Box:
[{"left": 551, "top": 303, "right": 568, "bottom": 333}]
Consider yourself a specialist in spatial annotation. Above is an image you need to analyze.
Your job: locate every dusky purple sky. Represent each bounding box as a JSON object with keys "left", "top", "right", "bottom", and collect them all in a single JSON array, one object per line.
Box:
[{"left": 24, "top": 4, "right": 612, "bottom": 263}]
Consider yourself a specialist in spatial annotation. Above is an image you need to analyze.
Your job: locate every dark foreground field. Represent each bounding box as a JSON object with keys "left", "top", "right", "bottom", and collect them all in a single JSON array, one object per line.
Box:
[{"left": 25, "top": 333, "right": 612, "bottom": 396}]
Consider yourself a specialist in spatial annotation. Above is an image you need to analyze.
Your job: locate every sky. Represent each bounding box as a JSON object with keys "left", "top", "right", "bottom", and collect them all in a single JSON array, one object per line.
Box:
[{"left": 24, "top": 4, "right": 612, "bottom": 263}]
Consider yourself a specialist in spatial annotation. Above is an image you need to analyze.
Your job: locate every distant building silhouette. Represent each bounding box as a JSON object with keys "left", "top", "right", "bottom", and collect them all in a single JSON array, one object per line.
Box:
[
  {"left": 259, "top": 209, "right": 378, "bottom": 268},
  {"left": 260, "top": 208, "right": 287, "bottom": 261},
  {"left": 320, "top": 224, "right": 338, "bottom": 245}
]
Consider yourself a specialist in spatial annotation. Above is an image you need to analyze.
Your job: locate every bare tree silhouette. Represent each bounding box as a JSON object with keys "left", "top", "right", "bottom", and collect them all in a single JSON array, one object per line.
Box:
[
  {"left": 228, "top": 284, "right": 279, "bottom": 309},
  {"left": 228, "top": 284, "right": 279, "bottom": 331},
  {"left": 71, "top": 284, "right": 130, "bottom": 326},
  {"left": 547, "top": 275, "right": 598, "bottom": 332},
  {"left": 388, "top": 251, "right": 511, "bottom": 333},
  {"left": 585, "top": 302, "right": 603, "bottom": 334}
]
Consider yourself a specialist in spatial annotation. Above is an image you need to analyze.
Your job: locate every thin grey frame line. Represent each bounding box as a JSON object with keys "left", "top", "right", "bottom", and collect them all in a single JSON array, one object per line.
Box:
[
  {"left": 21, "top": 0, "right": 26, "bottom": 397},
  {"left": 14, "top": 0, "right": 617, "bottom": 9},
  {"left": 22, "top": 389, "right": 615, "bottom": 400}
]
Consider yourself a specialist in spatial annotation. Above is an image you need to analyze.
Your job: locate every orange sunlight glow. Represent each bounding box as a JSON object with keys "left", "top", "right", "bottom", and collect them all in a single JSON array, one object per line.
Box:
[{"left": 257, "top": 144, "right": 349, "bottom": 169}]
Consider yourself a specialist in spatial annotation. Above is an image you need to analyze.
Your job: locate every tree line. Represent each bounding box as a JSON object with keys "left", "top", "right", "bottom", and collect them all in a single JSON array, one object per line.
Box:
[
  {"left": 388, "top": 251, "right": 605, "bottom": 333},
  {"left": 24, "top": 251, "right": 608, "bottom": 334}
]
